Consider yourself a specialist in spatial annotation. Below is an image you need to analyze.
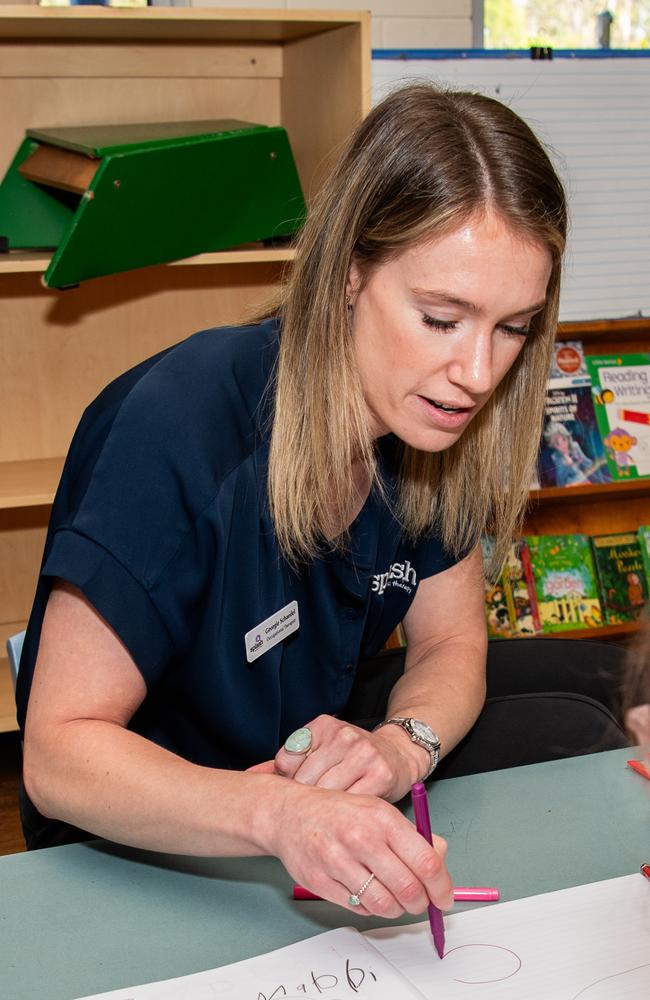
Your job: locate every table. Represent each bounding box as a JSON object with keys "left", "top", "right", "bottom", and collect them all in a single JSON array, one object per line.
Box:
[{"left": 0, "top": 748, "right": 647, "bottom": 1000}]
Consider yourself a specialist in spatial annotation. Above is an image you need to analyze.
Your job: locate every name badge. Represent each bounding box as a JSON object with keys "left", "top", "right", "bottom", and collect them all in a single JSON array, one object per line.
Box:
[{"left": 245, "top": 601, "right": 299, "bottom": 663}]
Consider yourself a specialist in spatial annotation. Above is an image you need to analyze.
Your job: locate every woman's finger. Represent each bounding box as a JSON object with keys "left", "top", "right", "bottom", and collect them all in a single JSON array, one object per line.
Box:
[
  {"left": 274, "top": 724, "right": 318, "bottom": 778},
  {"left": 386, "top": 821, "right": 453, "bottom": 909}
]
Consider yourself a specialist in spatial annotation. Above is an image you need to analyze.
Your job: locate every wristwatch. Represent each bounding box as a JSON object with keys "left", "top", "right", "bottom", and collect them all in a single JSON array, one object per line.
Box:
[{"left": 374, "top": 717, "right": 441, "bottom": 780}]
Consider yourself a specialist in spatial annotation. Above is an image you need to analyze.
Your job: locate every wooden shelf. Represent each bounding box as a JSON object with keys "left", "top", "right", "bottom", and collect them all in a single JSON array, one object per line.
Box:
[
  {"left": 539, "top": 622, "right": 639, "bottom": 641},
  {"left": 0, "top": 458, "right": 64, "bottom": 510},
  {"left": 0, "top": 7, "right": 365, "bottom": 43},
  {"left": 557, "top": 317, "right": 650, "bottom": 341},
  {"left": 529, "top": 478, "right": 650, "bottom": 507},
  {"left": 0, "top": 246, "right": 297, "bottom": 277}
]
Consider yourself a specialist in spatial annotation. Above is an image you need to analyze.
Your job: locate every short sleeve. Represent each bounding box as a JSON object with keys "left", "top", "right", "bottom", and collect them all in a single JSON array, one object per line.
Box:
[
  {"left": 42, "top": 528, "right": 175, "bottom": 683},
  {"left": 415, "top": 532, "right": 466, "bottom": 582}
]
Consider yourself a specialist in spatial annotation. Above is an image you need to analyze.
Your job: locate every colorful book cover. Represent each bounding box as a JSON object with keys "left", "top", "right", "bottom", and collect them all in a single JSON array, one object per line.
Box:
[
  {"left": 638, "top": 526, "right": 650, "bottom": 591},
  {"left": 590, "top": 532, "right": 648, "bottom": 624},
  {"left": 538, "top": 341, "right": 611, "bottom": 488},
  {"left": 585, "top": 352, "right": 650, "bottom": 481},
  {"left": 525, "top": 534, "right": 603, "bottom": 633},
  {"left": 481, "top": 536, "right": 514, "bottom": 638},
  {"left": 502, "top": 540, "right": 542, "bottom": 635}
]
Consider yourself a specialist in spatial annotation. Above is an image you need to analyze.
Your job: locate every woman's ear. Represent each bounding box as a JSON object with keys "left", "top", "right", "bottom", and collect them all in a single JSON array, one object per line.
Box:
[{"left": 346, "top": 259, "right": 362, "bottom": 306}]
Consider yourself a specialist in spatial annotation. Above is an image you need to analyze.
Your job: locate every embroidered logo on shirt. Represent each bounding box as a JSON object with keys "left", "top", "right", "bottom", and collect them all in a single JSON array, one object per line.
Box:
[{"left": 371, "top": 560, "right": 417, "bottom": 596}]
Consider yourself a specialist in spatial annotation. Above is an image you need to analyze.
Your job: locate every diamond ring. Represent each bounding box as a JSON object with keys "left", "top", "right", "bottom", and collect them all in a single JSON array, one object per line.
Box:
[{"left": 348, "top": 873, "right": 376, "bottom": 907}]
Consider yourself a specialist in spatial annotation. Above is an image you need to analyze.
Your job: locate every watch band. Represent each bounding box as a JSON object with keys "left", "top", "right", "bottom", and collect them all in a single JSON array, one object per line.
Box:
[{"left": 374, "top": 716, "right": 441, "bottom": 781}]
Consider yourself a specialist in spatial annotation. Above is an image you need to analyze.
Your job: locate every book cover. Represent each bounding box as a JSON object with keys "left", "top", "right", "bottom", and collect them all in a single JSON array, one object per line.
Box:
[
  {"left": 481, "top": 536, "right": 514, "bottom": 638},
  {"left": 585, "top": 351, "right": 650, "bottom": 481},
  {"left": 638, "top": 526, "right": 650, "bottom": 591},
  {"left": 525, "top": 534, "right": 603, "bottom": 633},
  {"left": 502, "top": 540, "right": 542, "bottom": 635},
  {"left": 590, "top": 532, "right": 648, "bottom": 624},
  {"left": 538, "top": 341, "right": 611, "bottom": 488}
]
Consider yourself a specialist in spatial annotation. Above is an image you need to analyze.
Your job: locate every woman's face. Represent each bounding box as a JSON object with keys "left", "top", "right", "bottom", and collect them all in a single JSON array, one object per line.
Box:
[{"left": 348, "top": 211, "right": 553, "bottom": 451}]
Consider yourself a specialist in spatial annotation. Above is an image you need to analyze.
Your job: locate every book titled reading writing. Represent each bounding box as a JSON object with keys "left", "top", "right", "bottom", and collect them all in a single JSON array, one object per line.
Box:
[{"left": 585, "top": 351, "right": 650, "bottom": 481}]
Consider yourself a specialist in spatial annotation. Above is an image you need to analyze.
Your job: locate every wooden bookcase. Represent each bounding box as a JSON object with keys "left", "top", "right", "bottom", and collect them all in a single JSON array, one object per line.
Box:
[{"left": 0, "top": 6, "right": 371, "bottom": 731}]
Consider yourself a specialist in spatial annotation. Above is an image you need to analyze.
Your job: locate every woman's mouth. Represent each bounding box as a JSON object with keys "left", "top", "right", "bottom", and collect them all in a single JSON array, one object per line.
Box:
[{"left": 416, "top": 394, "right": 475, "bottom": 429}]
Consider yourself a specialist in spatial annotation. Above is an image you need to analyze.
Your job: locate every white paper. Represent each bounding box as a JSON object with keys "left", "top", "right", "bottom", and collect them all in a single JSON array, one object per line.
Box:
[
  {"left": 365, "top": 874, "right": 650, "bottom": 1000},
  {"left": 75, "top": 926, "right": 426, "bottom": 1000}
]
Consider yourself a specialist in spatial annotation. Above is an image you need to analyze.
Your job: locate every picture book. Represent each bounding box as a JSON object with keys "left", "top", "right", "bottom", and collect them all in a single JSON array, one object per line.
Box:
[
  {"left": 502, "top": 540, "right": 542, "bottom": 635},
  {"left": 525, "top": 534, "right": 603, "bottom": 632},
  {"left": 590, "top": 532, "right": 648, "bottom": 624},
  {"left": 638, "top": 525, "right": 650, "bottom": 590},
  {"left": 480, "top": 536, "right": 514, "bottom": 638},
  {"left": 585, "top": 351, "right": 650, "bottom": 481},
  {"left": 538, "top": 341, "right": 611, "bottom": 488}
]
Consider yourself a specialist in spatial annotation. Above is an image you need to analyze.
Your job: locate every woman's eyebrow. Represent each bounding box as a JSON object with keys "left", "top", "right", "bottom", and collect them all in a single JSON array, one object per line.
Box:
[{"left": 411, "top": 287, "right": 547, "bottom": 316}]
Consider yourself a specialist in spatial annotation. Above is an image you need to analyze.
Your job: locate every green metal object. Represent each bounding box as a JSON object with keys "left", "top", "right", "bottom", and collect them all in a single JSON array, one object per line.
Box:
[
  {"left": 0, "top": 120, "right": 306, "bottom": 288},
  {"left": 0, "top": 137, "right": 74, "bottom": 251}
]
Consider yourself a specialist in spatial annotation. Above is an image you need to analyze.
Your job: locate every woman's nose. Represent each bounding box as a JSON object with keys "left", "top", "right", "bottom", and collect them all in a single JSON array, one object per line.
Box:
[{"left": 448, "top": 331, "right": 494, "bottom": 395}]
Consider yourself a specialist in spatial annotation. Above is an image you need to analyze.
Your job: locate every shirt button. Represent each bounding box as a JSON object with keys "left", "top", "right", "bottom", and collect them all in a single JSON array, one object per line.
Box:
[{"left": 343, "top": 663, "right": 354, "bottom": 675}]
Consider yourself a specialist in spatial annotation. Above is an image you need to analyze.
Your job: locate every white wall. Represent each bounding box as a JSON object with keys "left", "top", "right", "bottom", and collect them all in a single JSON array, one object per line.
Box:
[{"left": 188, "top": 1, "right": 474, "bottom": 50}]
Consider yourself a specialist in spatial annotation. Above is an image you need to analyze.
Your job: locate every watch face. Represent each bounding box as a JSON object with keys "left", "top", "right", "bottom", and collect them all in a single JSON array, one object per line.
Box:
[{"left": 410, "top": 720, "right": 439, "bottom": 747}]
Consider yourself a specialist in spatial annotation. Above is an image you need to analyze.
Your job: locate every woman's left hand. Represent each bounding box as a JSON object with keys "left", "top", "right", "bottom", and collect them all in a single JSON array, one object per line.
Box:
[{"left": 247, "top": 714, "right": 424, "bottom": 802}]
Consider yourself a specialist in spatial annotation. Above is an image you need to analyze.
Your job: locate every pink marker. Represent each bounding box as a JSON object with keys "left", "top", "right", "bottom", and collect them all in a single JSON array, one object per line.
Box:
[
  {"left": 292, "top": 885, "right": 500, "bottom": 902},
  {"left": 454, "top": 887, "right": 500, "bottom": 901},
  {"left": 411, "top": 782, "right": 445, "bottom": 959}
]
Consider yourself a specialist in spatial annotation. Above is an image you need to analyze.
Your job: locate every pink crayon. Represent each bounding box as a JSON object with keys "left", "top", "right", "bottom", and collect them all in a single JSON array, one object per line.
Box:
[{"left": 293, "top": 885, "right": 500, "bottom": 902}]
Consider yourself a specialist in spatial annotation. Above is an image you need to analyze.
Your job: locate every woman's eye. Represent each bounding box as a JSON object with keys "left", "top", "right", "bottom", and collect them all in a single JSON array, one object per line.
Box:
[
  {"left": 422, "top": 314, "right": 457, "bottom": 332},
  {"left": 499, "top": 323, "right": 530, "bottom": 337}
]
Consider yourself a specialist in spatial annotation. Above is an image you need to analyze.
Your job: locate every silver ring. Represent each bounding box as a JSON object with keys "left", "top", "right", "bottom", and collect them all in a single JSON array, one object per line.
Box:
[
  {"left": 283, "top": 727, "right": 312, "bottom": 755},
  {"left": 348, "top": 873, "right": 375, "bottom": 907}
]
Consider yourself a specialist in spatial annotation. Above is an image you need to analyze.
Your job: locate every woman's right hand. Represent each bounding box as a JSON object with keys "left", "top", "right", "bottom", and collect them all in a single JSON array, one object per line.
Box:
[{"left": 262, "top": 780, "right": 454, "bottom": 920}]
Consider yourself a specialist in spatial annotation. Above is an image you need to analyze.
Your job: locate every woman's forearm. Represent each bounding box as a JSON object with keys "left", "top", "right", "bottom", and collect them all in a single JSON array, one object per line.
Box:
[{"left": 23, "top": 719, "right": 293, "bottom": 857}]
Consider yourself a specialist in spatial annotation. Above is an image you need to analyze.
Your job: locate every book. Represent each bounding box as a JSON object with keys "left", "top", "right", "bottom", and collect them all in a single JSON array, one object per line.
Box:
[
  {"left": 585, "top": 351, "right": 650, "bottom": 481},
  {"left": 538, "top": 341, "right": 611, "bottom": 488},
  {"left": 502, "top": 540, "right": 542, "bottom": 635},
  {"left": 590, "top": 532, "right": 648, "bottom": 624},
  {"left": 638, "top": 525, "right": 650, "bottom": 590},
  {"left": 481, "top": 536, "right": 515, "bottom": 638},
  {"left": 525, "top": 534, "right": 603, "bottom": 632}
]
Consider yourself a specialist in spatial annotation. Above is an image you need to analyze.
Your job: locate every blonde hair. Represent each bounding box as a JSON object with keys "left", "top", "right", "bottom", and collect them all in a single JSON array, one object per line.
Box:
[{"left": 267, "top": 83, "right": 567, "bottom": 572}]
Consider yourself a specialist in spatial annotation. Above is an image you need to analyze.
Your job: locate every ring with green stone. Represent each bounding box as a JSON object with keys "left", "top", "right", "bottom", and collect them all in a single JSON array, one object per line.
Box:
[{"left": 283, "top": 726, "right": 313, "bottom": 755}]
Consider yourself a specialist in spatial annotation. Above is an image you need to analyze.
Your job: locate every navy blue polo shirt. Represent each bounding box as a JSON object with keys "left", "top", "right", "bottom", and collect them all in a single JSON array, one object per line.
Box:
[{"left": 17, "top": 318, "right": 458, "bottom": 843}]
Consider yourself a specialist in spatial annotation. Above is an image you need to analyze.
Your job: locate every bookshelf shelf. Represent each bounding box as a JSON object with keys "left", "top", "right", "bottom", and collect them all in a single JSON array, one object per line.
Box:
[
  {"left": 0, "top": 458, "right": 64, "bottom": 510},
  {"left": 488, "top": 620, "right": 639, "bottom": 644},
  {"left": 0, "top": 246, "right": 297, "bottom": 276},
  {"left": 530, "top": 478, "right": 650, "bottom": 506}
]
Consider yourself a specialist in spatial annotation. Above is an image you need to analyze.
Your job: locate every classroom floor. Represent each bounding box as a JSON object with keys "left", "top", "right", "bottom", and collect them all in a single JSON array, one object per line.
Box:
[{"left": 0, "top": 733, "right": 25, "bottom": 855}]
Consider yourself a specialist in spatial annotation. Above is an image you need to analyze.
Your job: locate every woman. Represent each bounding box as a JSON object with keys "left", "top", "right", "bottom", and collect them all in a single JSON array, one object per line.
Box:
[{"left": 16, "top": 83, "right": 566, "bottom": 920}]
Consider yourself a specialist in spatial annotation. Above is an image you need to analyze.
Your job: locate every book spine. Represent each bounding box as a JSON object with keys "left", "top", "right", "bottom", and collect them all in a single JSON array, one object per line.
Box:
[{"left": 518, "top": 539, "right": 542, "bottom": 633}]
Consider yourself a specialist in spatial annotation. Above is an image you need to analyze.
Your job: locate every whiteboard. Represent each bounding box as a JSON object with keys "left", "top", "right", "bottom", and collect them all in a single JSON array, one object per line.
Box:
[{"left": 372, "top": 54, "right": 650, "bottom": 323}]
